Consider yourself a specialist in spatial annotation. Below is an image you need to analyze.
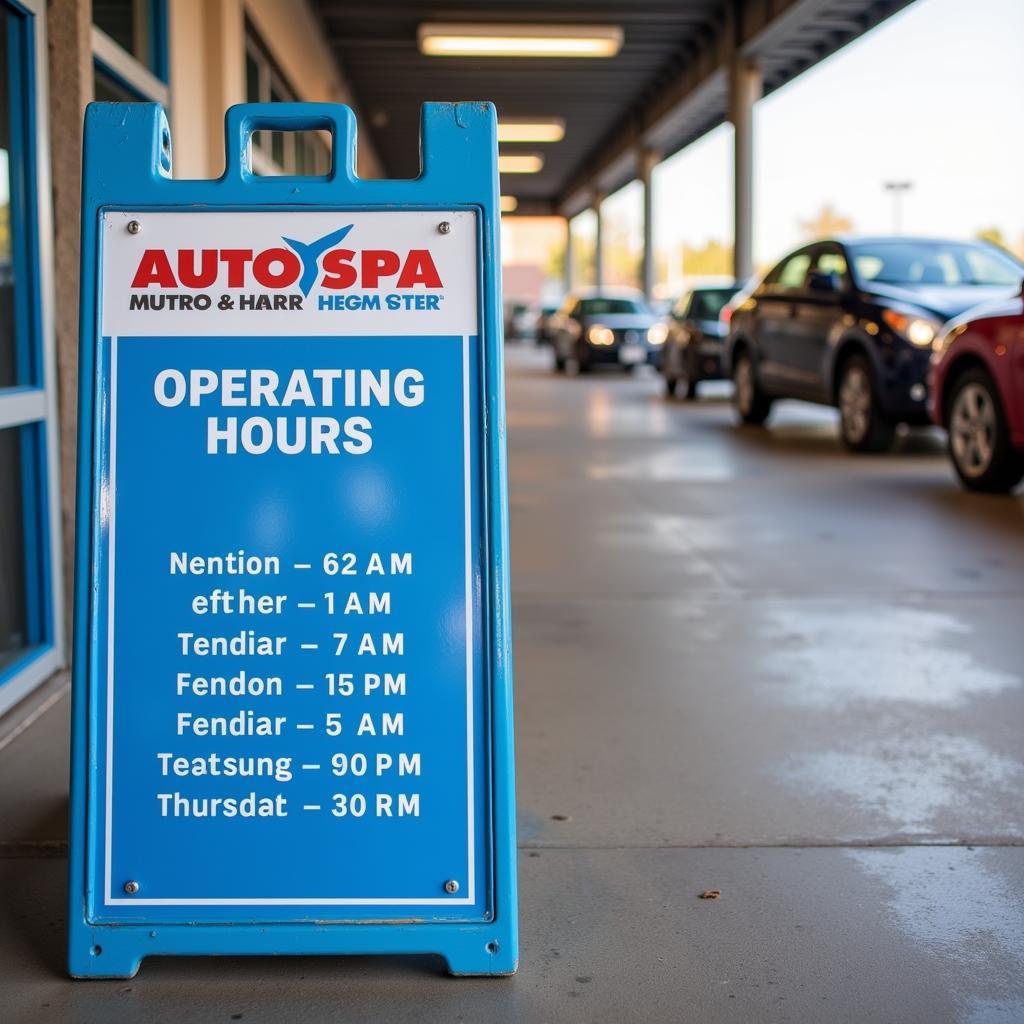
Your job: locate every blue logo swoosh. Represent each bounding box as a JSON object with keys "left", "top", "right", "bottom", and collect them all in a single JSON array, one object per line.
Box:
[{"left": 281, "top": 225, "right": 354, "bottom": 296}]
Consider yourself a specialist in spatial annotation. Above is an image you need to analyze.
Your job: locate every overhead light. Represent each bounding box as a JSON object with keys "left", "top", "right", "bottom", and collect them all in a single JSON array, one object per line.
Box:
[
  {"left": 498, "top": 153, "right": 543, "bottom": 174},
  {"left": 418, "top": 23, "right": 623, "bottom": 59},
  {"left": 498, "top": 118, "right": 566, "bottom": 143},
  {"left": 500, "top": 196, "right": 519, "bottom": 213}
]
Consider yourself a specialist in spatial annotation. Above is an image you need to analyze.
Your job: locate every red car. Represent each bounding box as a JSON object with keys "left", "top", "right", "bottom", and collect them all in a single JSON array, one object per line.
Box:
[{"left": 929, "top": 289, "right": 1024, "bottom": 492}]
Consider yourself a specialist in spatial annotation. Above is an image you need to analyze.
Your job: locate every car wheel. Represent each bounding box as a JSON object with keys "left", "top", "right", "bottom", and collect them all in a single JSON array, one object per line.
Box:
[
  {"left": 837, "top": 354, "right": 895, "bottom": 452},
  {"left": 664, "top": 375, "right": 678, "bottom": 397},
  {"left": 946, "top": 368, "right": 1024, "bottom": 493},
  {"left": 732, "top": 351, "right": 772, "bottom": 425}
]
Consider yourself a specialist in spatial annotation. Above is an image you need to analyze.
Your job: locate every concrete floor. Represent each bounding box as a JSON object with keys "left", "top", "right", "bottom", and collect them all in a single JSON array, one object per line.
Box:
[{"left": 3, "top": 343, "right": 1023, "bottom": 1022}]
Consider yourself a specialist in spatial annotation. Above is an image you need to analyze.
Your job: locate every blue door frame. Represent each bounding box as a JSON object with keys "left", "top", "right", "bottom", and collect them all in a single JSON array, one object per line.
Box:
[{"left": 0, "top": 0, "right": 61, "bottom": 707}]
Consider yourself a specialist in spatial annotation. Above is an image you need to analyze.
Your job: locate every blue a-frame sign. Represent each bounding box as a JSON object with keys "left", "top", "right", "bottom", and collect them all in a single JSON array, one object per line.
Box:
[{"left": 69, "top": 102, "right": 517, "bottom": 978}]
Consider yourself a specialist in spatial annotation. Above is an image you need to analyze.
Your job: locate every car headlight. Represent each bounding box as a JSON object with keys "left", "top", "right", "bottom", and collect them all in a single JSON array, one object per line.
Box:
[
  {"left": 881, "top": 310, "right": 939, "bottom": 348},
  {"left": 647, "top": 323, "right": 668, "bottom": 346},
  {"left": 587, "top": 325, "right": 615, "bottom": 346}
]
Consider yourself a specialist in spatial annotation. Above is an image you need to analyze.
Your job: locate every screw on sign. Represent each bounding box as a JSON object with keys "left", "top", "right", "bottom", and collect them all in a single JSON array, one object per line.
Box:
[{"left": 68, "top": 101, "right": 517, "bottom": 979}]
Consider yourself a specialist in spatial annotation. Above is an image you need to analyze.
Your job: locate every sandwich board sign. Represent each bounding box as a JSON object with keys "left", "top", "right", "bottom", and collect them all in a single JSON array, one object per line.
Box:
[{"left": 69, "top": 102, "right": 516, "bottom": 978}]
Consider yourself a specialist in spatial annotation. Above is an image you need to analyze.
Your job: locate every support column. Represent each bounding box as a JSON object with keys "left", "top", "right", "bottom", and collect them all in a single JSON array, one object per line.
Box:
[
  {"left": 563, "top": 215, "right": 574, "bottom": 294},
  {"left": 729, "top": 57, "right": 761, "bottom": 281},
  {"left": 639, "top": 147, "right": 660, "bottom": 300},
  {"left": 48, "top": 0, "right": 94, "bottom": 646},
  {"left": 593, "top": 193, "right": 605, "bottom": 290}
]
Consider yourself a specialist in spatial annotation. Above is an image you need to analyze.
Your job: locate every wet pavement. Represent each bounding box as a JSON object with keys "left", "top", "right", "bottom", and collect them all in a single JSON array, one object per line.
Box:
[{"left": 2, "top": 343, "right": 1023, "bottom": 1022}]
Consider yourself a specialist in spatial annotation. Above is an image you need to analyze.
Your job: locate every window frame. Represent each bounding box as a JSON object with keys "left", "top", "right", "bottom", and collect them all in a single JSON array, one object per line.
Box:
[
  {"left": 91, "top": 0, "right": 169, "bottom": 106},
  {"left": 0, "top": 0, "right": 64, "bottom": 713},
  {"left": 244, "top": 24, "right": 331, "bottom": 177}
]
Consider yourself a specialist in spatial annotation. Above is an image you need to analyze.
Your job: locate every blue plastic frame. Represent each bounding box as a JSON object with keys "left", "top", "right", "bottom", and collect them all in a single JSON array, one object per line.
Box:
[
  {"left": 69, "top": 101, "right": 516, "bottom": 978},
  {"left": 0, "top": 0, "right": 57, "bottom": 691}
]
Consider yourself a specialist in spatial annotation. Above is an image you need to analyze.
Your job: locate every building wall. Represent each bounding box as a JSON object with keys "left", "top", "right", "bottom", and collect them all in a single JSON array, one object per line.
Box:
[
  {"left": 168, "top": 0, "right": 382, "bottom": 180},
  {"left": 42, "top": 0, "right": 381, "bottom": 667}
]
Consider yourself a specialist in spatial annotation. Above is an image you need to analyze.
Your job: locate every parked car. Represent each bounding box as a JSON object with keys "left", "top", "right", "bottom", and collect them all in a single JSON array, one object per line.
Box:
[
  {"left": 504, "top": 300, "right": 538, "bottom": 342},
  {"left": 929, "top": 289, "right": 1024, "bottom": 492},
  {"left": 535, "top": 301, "right": 562, "bottom": 346},
  {"left": 662, "top": 282, "right": 744, "bottom": 398},
  {"left": 725, "top": 237, "right": 1024, "bottom": 451},
  {"left": 548, "top": 292, "right": 666, "bottom": 373}
]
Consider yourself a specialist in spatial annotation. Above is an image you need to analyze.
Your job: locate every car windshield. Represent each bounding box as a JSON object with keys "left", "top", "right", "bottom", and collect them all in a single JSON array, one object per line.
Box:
[
  {"left": 684, "top": 288, "right": 741, "bottom": 320},
  {"left": 578, "top": 297, "right": 649, "bottom": 315},
  {"left": 849, "top": 241, "right": 1023, "bottom": 288}
]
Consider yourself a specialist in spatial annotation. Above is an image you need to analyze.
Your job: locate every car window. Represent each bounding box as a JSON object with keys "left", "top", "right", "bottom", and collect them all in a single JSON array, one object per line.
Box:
[
  {"left": 672, "top": 292, "right": 693, "bottom": 318},
  {"left": 688, "top": 288, "right": 740, "bottom": 320},
  {"left": 815, "top": 251, "right": 848, "bottom": 278},
  {"left": 850, "top": 241, "right": 1023, "bottom": 287},
  {"left": 775, "top": 253, "right": 812, "bottom": 291},
  {"left": 577, "top": 297, "right": 649, "bottom": 315},
  {"left": 964, "top": 247, "right": 1022, "bottom": 287}
]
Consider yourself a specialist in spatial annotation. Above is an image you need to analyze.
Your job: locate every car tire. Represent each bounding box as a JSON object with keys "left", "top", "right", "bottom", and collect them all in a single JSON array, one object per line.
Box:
[
  {"left": 837, "top": 354, "right": 894, "bottom": 452},
  {"left": 665, "top": 376, "right": 678, "bottom": 397},
  {"left": 732, "top": 350, "right": 772, "bottom": 425},
  {"left": 946, "top": 368, "right": 1024, "bottom": 493}
]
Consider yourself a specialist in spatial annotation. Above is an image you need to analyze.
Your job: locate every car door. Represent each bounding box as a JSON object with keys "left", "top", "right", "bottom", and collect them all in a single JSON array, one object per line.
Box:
[
  {"left": 755, "top": 248, "right": 814, "bottom": 390},
  {"left": 787, "top": 245, "right": 852, "bottom": 399}
]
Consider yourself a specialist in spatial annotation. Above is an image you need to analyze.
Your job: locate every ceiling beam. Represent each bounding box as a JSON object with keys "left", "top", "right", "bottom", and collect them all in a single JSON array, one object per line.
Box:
[{"left": 557, "top": 0, "right": 911, "bottom": 216}]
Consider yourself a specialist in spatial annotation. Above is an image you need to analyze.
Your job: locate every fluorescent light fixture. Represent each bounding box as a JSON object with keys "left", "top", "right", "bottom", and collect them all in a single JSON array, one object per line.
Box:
[
  {"left": 498, "top": 118, "right": 566, "bottom": 143},
  {"left": 500, "top": 195, "right": 519, "bottom": 213},
  {"left": 418, "top": 23, "right": 623, "bottom": 59},
  {"left": 498, "top": 153, "right": 543, "bottom": 174}
]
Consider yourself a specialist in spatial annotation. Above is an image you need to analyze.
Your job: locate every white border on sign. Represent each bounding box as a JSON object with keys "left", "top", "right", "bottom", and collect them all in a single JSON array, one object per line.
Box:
[{"left": 103, "top": 334, "right": 476, "bottom": 907}]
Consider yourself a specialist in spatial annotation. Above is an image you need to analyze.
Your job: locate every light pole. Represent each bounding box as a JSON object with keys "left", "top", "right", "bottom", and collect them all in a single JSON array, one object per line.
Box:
[{"left": 883, "top": 180, "right": 913, "bottom": 234}]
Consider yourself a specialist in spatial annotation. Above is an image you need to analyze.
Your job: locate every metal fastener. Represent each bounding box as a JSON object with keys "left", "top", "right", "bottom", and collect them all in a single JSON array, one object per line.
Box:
[
  {"left": 438, "top": 221, "right": 452, "bottom": 235},
  {"left": 123, "top": 880, "right": 140, "bottom": 895},
  {"left": 127, "top": 220, "right": 142, "bottom": 235},
  {"left": 443, "top": 879, "right": 460, "bottom": 894}
]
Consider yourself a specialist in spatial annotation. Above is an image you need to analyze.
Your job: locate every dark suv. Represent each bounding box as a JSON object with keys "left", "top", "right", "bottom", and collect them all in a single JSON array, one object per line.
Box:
[
  {"left": 725, "top": 237, "right": 1024, "bottom": 451},
  {"left": 661, "top": 282, "right": 743, "bottom": 398}
]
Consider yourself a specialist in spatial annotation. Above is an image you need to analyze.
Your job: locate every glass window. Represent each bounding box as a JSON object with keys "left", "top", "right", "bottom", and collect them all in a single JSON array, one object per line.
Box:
[
  {"left": 815, "top": 251, "right": 848, "bottom": 278},
  {"left": 688, "top": 288, "right": 741, "bottom": 320},
  {"left": 0, "top": 426, "right": 27, "bottom": 672},
  {"left": 0, "top": 1, "right": 59, "bottom": 706},
  {"left": 93, "top": 0, "right": 166, "bottom": 79},
  {"left": 577, "top": 297, "right": 649, "bottom": 316},
  {"left": 0, "top": 10, "right": 17, "bottom": 390},
  {"left": 850, "top": 241, "right": 1024, "bottom": 287},
  {"left": 671, "top": 292, "right": 693, "bottom": 318},
  {"left": 92, "top": 0, "right": 164, "bottom": 75},
  {"left": 246, "top": 27, "right": 331, "bottom": 177},
  {"left": 776, "top": 253, "right": 812, "bottom": 291},
  {"left": 964, "top": 247, "right": 1023, "bottom": 287},
  {"left": 93, "top": 66, "right": 143, "bottom": 102}
]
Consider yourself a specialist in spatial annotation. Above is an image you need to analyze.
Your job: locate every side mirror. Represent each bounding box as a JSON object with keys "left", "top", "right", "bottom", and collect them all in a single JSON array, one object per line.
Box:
[{"left": 808, "top": 270, "right": 840, "bottom": 293}]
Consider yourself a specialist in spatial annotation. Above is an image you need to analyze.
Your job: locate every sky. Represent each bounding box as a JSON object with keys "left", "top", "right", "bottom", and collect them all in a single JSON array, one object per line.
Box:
[{"left": 641, "top": 0, "right": 1024, "bottom": 270}]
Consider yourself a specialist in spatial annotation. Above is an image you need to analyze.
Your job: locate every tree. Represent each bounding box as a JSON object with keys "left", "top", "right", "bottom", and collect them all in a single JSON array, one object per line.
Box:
[
  {"left": 976, "top": 226, "right": 1008, "bottom": 250},
  {"left": 799, "top": 204, "right": 854, "bottom": 240},
  {"left": 681, "top": 238, "right": 733, "bottom": 278}
]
